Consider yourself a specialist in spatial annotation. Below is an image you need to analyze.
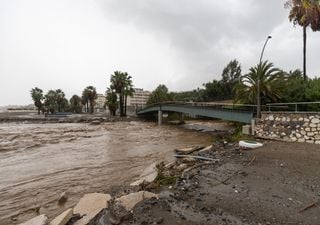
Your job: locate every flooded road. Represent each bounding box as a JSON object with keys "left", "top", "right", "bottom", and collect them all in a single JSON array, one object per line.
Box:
[{"left": 0, "top": 121, "right": 213, "bottom": 224}]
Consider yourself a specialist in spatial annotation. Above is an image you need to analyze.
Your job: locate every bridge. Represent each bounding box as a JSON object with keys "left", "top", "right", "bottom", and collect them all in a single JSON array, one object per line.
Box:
[{"left": 136, "top": 102, "right": 256, "bottom": 124}]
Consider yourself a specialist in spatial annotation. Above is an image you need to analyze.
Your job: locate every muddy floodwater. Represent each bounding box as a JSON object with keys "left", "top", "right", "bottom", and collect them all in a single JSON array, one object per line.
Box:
[{"left": 0, "top": 121, "right": 215, "bottom": 224}]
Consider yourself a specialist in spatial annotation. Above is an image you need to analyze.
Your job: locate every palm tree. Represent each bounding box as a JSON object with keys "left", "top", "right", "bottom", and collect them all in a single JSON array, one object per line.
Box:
[
  {"left": 30, "top": 87, "right": 44, "bottom": 114},
  {"left": 235, "top": 61, "right": 283, "bottom": 115},
  {"left": 55, "top": 89, "right": 65, "bottom": 112},
  {"left": 124, "top": 76, "right": 134, "bottom": 116},
  {"left": 105, "top": 88, "right": 118, "bottom": 116},
  {"left": 110, "top": 71, "right": 134, "bottom": 117},
  {"left": 286, "top": 0, "right": 320, "bottom": 80},
  {"left": 81, "top": 88, "right": 89, "bottom": 113},
  {"left": 84, "top": 86, "right": 97, "bottom": 114}
]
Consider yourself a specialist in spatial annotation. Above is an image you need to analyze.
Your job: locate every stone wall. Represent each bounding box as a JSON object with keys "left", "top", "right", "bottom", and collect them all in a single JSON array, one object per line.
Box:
[{"left": 255, "top": 112, "right": 320, "bottom": 144}]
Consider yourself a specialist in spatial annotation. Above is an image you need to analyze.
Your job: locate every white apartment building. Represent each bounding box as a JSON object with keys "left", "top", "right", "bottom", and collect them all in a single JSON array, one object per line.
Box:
[
  {"left": 95, "top": 94, "right": 106, "bottom": 112},
  {"left": 127, "top": 88, "right": 151, "bottom": 110}
]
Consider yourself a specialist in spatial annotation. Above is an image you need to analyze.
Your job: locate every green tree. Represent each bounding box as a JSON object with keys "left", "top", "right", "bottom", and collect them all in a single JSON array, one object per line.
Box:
[
  {"left": 201, "top": 80, "right": 225, "bottom": 101},
  {"left": 81, "top": 88, "right": 90, "bottom": 113},
  {"left": 221, "top": 59, "right": 242, "bottom": 99},
  {"left": 235, "top": 61, "right": 283, "bottom": 106},
  {"left": 70, "top": 95, "right": 82, "bottom": 113},
  {"left": 44, "top": 90, "right": 58, "bottom": 114},
  {"left": 30, "top": 87, "right": 44, "bottom": 114},
  {"left": 286, "top": 0, "right": 320, "bottom": 80},
  {"left": 147, "top": 84, "right": 174, "bottom": 105},
  {"left": 110, "top": 71, "right": 133, "bottom": 116},
  {"left": 281, "top": 69, "right": 307, "bottom": 102},
  {"left": 105, "top": 88, "right": 118, "bottom": 116},
  {"left": 55, "top": 89, "right": 66, "bottom": 112}
]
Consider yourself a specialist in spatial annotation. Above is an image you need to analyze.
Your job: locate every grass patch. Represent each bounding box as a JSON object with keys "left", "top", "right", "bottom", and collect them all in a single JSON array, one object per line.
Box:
[{"left": 154, "top": 163, "right": 177, "bottom": 186}]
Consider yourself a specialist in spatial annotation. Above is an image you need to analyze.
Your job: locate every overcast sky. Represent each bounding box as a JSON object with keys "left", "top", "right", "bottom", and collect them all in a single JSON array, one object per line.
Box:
[{"left": 0, "top": 0, "right": 319, "bottom": 106}]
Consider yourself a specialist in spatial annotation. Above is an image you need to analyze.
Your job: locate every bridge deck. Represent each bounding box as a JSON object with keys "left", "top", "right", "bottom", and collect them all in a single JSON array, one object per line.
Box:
[{"left": 137, "top": 104, "right": 254, "bottom": 124}]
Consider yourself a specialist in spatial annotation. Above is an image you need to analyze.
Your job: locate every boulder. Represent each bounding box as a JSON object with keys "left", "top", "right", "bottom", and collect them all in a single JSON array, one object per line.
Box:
[
  {"left": 73, "top": 193, "right": 111, "bottom": 225},
  {"left": 49, "top": 208, "right": 73, "bottom": 225},
  {"left": 58, "top": 191, "right": 68, "bottom": 205},
  {"left": 115, "top": 191, "right": 158, "bottom": 211},
  {"left": 130, "top": 162, "right": 158, "bottom": 186},
  {"left": 19, "top": 215, "right": 48, "bottom": 225}
]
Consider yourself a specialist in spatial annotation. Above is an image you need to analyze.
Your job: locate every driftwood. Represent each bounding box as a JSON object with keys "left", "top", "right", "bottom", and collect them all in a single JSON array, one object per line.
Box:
[
  {"left": 247, "top": 156, "right": 256, "bottom": 166},
  {"left": 299, "top": 200, "right": 320, "bottom": 213},
  {"left": 174, "top": 155, "right": 220, "bottom": 162}
]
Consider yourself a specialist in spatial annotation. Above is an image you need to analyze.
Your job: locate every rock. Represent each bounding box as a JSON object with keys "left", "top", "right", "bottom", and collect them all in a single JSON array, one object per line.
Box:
[
  {"left": 58, "top": 192, "right": 67, "bottom": 205},
  {"left": 19, "top": 215, "right": 48, "bottom": 225},
  {"left": 49, "top": 208, "right": 73, "bottom": 225},
  {"left": 268, "top": 115, "right": 274, "bottom": 121},
  {"left": 311, "top": 118, "right": 320, "bottom": 124},
  {"left": 90, "top": 120, "right": 101, "bottom": 125},
  {"left": 307, "top": 132, "right": 314, "bottom": 137},
  {"left": 310, "top": 123, "right": 317, "bottom": 128},
  {"left": 73, "top": 193, "right": 111, "bottom": 225},
  {"left": 115, "top": 191, "right": 158, "bottom": 211},
  {"left": 130, "top": 162, "right": 158, "bottom": 186},
  {"left": 175, "top": 146, "right": 204, "bottom": 154}
]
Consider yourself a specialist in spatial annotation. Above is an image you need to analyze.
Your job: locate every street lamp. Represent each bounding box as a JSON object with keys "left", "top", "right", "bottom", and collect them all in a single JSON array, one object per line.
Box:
[{"left": 257, "top": 35, "right": 272, "bottom": 118}]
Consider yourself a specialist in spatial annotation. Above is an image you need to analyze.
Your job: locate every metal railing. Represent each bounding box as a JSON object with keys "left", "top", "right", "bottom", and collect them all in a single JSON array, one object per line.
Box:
[
  {"left": 137, "top": 101, "right": 257, "bottom": 114},
  {"left": 266, "top": 101, "right": 320, "bottom": 113}
]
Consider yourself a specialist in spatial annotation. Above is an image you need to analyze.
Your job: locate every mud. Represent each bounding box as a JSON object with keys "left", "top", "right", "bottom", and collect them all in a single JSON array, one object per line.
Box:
[
  {"left": 0, "top": 121, "right": 214, "bottom": 225},
  {"left": 114, "top": 141, "right": 320, "bottom": 225}
]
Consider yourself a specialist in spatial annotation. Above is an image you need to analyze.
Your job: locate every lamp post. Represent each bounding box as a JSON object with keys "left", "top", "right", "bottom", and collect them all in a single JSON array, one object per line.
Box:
[{"left": 257, "top": 35, "right": 272, "bottom": 118}]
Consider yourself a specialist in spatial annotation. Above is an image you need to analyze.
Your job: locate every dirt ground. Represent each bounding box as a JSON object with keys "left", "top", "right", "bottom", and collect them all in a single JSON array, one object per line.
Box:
[{"left": 107, "top": 140, "right": 320, "bottom": 225}]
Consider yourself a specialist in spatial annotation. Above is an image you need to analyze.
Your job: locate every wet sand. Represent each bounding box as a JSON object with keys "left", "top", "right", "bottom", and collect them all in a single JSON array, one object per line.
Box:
[{"left": 0, "top": 121, "right": 214, "bottom": 224}]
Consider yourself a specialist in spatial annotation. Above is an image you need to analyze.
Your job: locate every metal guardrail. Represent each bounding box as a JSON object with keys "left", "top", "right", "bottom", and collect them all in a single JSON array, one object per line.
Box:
[
  {"left": 266, "top": 102, "right": 320, "bottom": 113},
  {"left": 137, "top": 101, "right": 257, "bottom": 114}
]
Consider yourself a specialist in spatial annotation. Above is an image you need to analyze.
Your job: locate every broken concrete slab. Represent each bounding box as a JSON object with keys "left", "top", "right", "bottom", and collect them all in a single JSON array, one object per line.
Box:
[
  {"left": 49, "top": 208, "right": 73, "bottom": 225},
  {"left": 115, "top": 191, "right": 158, "bottom": 211},
  {"left": 73, "top": 193, "right": 111, "bottom": 225},
  {"left": 130, "top": 162, "right": 158, "bottom": 186},
  {"left": 175, "top": 146, "right": 204, "bottom": 155},
  {"left": 19, "top": 215, "right": 48, "bottom": 225}
]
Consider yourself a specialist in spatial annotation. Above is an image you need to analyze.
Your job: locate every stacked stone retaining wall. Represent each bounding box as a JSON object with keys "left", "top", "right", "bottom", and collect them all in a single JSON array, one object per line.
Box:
[{"left": 256, "top": 112, "right": 320, "bottom": 144}]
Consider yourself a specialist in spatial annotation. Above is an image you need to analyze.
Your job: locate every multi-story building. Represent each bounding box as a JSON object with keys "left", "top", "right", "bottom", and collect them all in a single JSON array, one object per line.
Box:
[
  {"left": 127, "top": 88, "right": 151, "bottom": 110},
  {"left": 95, "top": 94, "right": 106, "bottom": 112}
]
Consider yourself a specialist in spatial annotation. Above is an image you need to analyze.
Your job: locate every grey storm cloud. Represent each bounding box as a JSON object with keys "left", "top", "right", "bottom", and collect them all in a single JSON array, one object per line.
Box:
[{"left": 96, "top": 0, "right": 288, "bottom": 75}]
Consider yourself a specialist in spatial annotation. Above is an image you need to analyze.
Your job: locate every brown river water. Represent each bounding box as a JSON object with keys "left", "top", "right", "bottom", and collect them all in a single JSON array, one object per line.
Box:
[{"left": 0, "top": 121, "right": 219, "bottom": 224}]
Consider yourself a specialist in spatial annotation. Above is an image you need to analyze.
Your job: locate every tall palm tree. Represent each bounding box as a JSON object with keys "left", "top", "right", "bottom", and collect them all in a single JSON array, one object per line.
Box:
[
  {"left": 110, "top": 71, "right": 134, "bottom": 117},
  {"left": 55, "top": 89, "right": 65, "bottom": 112},
  {"left": 81, "top": 88, "right": 90, "bottom": 113},
  {"left": 235, "top": 61, "right": 283, "bottom": 115},
  {"left": 85, "top": 86, "right": 97, "bottom": 114},
  {"left": 286, "top": 0, "right": 320, "bottom": 80},
  {"left": 105, "top": 88, "right": 118, "bottom": 116},
  {"left": 30, "top": 87, "right": 44, "bottom": 114},
  {"left": 124, "top": 75, "right": 134, "bottom": 116}
]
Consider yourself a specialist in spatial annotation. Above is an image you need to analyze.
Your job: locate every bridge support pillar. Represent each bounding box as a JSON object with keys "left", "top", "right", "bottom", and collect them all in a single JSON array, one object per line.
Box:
[
  {"left": 179, "top": 113, "right": 185, "bottom": 123},
  {"left": 158, "top": 110, "right": 163, "bottom": 126}
]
